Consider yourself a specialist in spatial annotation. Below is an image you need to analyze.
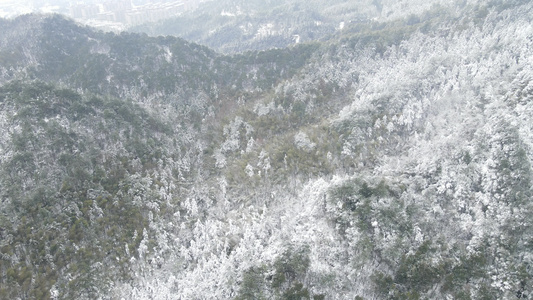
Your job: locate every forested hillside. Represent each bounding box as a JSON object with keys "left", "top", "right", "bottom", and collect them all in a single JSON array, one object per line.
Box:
[
  {"left": 130, "top": 0, "right": 491, "bottom": 53},
  {"left": 1, "top": 0, "right": 533, "bottom": 299},
  {"left": 130, "top": 0, "right": 368, "bottom": 53}
]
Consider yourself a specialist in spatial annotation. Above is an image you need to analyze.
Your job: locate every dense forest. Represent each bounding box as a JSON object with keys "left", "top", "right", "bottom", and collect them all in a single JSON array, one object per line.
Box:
[{"left": 0, "top": 0, "right": 532, "bottom": 299}]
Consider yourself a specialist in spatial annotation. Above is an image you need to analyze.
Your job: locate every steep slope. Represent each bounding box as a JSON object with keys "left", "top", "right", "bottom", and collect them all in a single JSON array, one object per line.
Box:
[
  {"left": 0, "top": 14, "right": 217, "bottom": 96},
  {"left": 0, "top": 13, "right": 320, "bottom": 112},
  {"left": 0, "top": 0, "right": 533, "bottom": 299},
  {"left": 119, "top": 1, "right": 533, "bottom": 299},
  {"left": 0, "top": 13, "right": 321, "bottom": 300},
  {"left": 0, "top": 81, "right": 181, "bottom": 299}
]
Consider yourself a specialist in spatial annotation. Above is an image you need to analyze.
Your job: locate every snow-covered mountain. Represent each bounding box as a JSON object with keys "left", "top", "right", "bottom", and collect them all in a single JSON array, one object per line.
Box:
[{"left": 0, "top": 0, "right": 532, "bottom": 299}]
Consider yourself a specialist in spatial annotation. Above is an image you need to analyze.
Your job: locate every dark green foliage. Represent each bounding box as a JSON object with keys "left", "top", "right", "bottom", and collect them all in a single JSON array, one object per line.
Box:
[
  {"left": 271, "top": 246, "right": 310, "bottom": 290},
  {"left": 441, "top": 253, "right": 487, "bottom": 293},
  {"left": 462, "top": 150, "right": 472, "bottom": 165},
  {"left": 236, "top": 266, "right": 267, "bottom": 300},
  {"left": 236, "top": 246, "right": 313, "bottom": 300},
  {"left": 0, "top": 81, "right": 174, "bottom": 299},
  {"left": 329, "top": 179, "right": 396, "bottom": 234},
  {"left": 394, "top": 241, "right": 447, "bottom": 291},
  {"left": 282, "top": 282, "right": 310, "bottom": 300},
  {"left": 359, "top": 182, "right": 374, "bottom": 198},
  {"left": 330, "top": 180, "right": 359, "bottom": 210},
  {"left": 214, "top": 43, "right": 319, "bottom": 93},
  {"left": 373, "top": 241, "right": 493, "bottom": 299},
  {"left": 495, "top": 133, "right": 532, "bottom": 205}
]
